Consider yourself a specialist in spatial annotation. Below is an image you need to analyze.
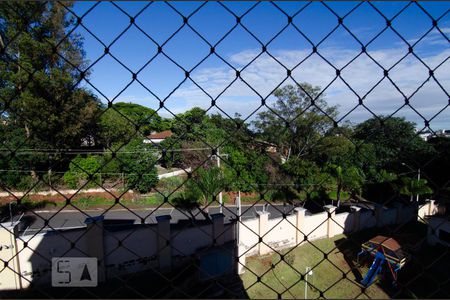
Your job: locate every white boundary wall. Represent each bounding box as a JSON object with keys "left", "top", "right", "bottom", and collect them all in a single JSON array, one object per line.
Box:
[
  {"left": 0, "top": 199, "right": 441, "bottom": 289},
  {"left": 237, "top": 200, "right": 439, "bottom": 274}
]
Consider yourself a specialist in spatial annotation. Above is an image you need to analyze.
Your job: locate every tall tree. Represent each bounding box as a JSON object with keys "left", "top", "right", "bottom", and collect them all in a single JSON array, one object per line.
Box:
[
  {"left": 253, "top": 83, "right": 338, "bottom": 161},
  {"left": 112, "top": 102, "right": 162, "bottom": 135},
  {"left": 0, "top": 2, "right": 101, "bottom": 172},
  {"left": 117, "top": 138, "right": 159, "bottom": 193},
  {"left": 353, "top": 116, "right": 431, "bottom": 170}
]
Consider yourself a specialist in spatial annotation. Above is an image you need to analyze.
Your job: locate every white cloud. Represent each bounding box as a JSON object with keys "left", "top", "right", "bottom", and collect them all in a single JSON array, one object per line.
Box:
[{"left": 163, "top": 43, "right": 449, "bottom": 129}]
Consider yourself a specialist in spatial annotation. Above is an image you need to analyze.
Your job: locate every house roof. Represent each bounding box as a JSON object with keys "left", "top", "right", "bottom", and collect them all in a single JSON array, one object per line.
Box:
[
  {"left": 368, "top": 235, "right": 401, "bottom": 252},
  {"left": 363, "top": 235, "right": 407, "bottom": 261},
  {"left": 146, "top": 130, "right": 173, "bottom": 139}
]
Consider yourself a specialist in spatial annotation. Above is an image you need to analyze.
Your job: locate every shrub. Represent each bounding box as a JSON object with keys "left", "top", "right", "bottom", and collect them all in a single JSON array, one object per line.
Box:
[{"left": 63, "top": 155, "right": 102, "bottom": 189}]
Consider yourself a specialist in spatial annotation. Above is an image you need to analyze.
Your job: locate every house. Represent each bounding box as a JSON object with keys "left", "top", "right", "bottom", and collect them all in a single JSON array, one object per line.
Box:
[
  {"left": 143, "top": 130, "right": 173, "bottom": 144},
  {"left": 418, "top": 129, "right": 450, "bottom": 141},
  {"left": 417, "top": 129, "right": 432, "bottom": 141},
  {"left": 438, "top": 129, "right": 450, "bottom": 138},
  {"left": 253, "top": 139, "right": 278, "bottom": 153}
]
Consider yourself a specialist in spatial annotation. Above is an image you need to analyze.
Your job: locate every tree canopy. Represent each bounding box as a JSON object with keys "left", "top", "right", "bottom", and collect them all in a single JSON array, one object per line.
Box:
[{"left": 0, "top": 3, "right": 445, "bottom": 207}]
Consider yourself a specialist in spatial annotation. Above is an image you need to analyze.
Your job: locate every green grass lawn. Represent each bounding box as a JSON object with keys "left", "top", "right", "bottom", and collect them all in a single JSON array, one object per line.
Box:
[{"left": 240, "top": 234, "right": 389, "bottom": 299}]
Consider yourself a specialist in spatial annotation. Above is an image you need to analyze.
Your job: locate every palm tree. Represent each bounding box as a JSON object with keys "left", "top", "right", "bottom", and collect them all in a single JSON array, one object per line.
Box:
[
  {"left": 328, "top": 164, "right": 365, "bottom": 207},
  {"left": 194, "top": 167, "right": 227, "bottom": 207},
  {"left": 399, "top": 177, "right": 433, "bottom": 202},
  {"left": 172, "top": 167, "right": 226, "bottom": 220}
]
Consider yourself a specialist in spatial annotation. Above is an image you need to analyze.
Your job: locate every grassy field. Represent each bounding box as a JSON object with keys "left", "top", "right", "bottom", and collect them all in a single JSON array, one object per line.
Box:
[{"left": 240, "top": 234, "right": 389, "bottom": 299}]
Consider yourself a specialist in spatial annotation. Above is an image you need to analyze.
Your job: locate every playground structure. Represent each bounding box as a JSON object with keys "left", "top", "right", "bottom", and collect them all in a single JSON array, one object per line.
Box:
[{"left": 357, "top": 236, "right": 408, "bottom": 287}]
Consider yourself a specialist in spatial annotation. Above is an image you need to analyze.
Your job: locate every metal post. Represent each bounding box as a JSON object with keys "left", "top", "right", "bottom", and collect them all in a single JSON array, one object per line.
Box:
[
  {"left": 217, "top": 148, "right": 223, "bottom": 213},
  {"left": 9, "top": 201, "right": 16, "bottom": 226},
  {"left": 416, "top": 168, "right": 421, "bottom": 202},
  {"left": 402, "top": 162, "right": 421, "bottom": 202},
  {"left": 48, "top": 169, "right": 51, "bottom": 190},
  {"left": 305, "top": 266, "right": 313, "bottom": 299},
  {"left": 237, "top": 190, "right": 241, "bottom": 221},
  {"left": 305, "top": 267, "right": 309, "bottom": 299}
]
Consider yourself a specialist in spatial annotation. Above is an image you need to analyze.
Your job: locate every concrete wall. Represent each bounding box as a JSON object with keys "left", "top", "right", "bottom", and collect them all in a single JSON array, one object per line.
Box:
[
  {"left": 104, "top": 226, "right": 159, "bottom": 277},
  {"left": 239, "top": 218, "right": 259, "bottom": 256},
  {"left": 158, "top": 168, "right": 192, "bottom": 179},
  {"left": 379, "top": 207, "right": 397, "bottom": 226},
  {"left": 334, "top": 212, "right": 353, "bottom": 235},
  {"left": 17, "top": 228, "right": 88, "bottom": 288},
  {"left": 264, "top": 215, "right": 297, "bottom": 251},
  {"left": 172, "top": 225, "right": 213, "bottom": 256},
  {"left": 418, "top": 199, "right": 439, "bottom": 221},
  {"left": 359, "top": 210, "right": 377, "bottom": 230},
  {"left": 237, "top": 200, "right": 440, "bottom": 275},
  {"left": 0, "top": 215, "right": 231, "bottom": 290},
  {"left": 0, "top": 200, "right": 442, "bottom": 289},
  {"left": 427, "top": 217, "right": 450, "bottom": 247},
  {"left": 0, "top": 223, "right": 21, "bottom": 290},
  {"left": 303, "top": 212, "right": 328, "bottom": 241}
]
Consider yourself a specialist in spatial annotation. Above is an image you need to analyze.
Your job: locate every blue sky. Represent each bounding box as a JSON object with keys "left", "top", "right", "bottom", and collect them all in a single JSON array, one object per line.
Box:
[{"left": 70, "top": 1, "right": 450, "bottom": 130}]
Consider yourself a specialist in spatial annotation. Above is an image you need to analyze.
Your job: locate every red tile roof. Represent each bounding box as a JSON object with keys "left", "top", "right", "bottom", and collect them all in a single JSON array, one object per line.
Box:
[{"left": 147, "top": 130, "right": 173, "bottom": 139}]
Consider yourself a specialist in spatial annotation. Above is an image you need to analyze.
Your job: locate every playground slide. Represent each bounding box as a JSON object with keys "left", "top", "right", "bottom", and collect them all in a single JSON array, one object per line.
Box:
[{"left": 361, "top": 252, "right": 385, "bottom": 287}]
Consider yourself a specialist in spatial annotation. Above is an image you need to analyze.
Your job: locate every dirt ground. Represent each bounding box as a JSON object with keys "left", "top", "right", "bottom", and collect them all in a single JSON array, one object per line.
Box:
[{"left": 0, "top": 190, "right": 134, "bottom": 205}]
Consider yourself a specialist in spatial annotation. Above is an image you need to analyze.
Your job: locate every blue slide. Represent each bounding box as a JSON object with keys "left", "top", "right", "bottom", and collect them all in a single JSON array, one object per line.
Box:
[{"left": 361, "top": 252, "right": 385, "bottom": 287}]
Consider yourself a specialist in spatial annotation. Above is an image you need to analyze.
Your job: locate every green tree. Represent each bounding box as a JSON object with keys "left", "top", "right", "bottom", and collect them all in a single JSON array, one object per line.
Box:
[
  {"left": 112, "top": 102, "right": 162, "bottom": 135},
  {"left": 399, "top": 177, "right": 433, "bottom": 202},
  {"left": 193, "top": 167, "right": 227, "bottom": 206},
  {"left": 0, "top": 2, "right": 101, "bottom": 178},
  {"left": 171, "top": 107, "right": 209, "bottom": 141},
  {"left": 98, "top": 108, "right": 135, "bottom": 149},
  {"left": 254, "top": 83, "right": 338, "bottom": 161},
  {"left": 423, "top": 137, "right": 450, "bottom": 200},
  {"left": 117, "top": 139, "right": 159, "bottom": 193},
  {"left": 63, "top": 155, "right": 102, "bottom": 189},
  {"left": 223, "top": 145, "right": 271, "bottom": 192},
  {"left": 283, "top": 158, "right": 330, "bottom": 203},
  {"left": 171, "top": 168, "right": 226, "bottom": 221},
  {"left": 98, "top": 102, "right": 164, "bottom": 148},
  {"left": 327, "top": 164, "right": 365, "bottom": 207},
  {"left": 353, "top": 116, "right": 431, "bottom": 169},
  {"left": 171, "top": 179, "right": 203, "bottom": 220},
  {"left": 0, "top": 2, "right": 101, "bottom": 151}
]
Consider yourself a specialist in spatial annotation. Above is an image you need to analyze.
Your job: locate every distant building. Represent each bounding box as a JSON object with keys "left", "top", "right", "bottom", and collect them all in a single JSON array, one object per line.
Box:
[
  {"left": 253, "top": 140, "right": 278, "bottom": 153},
  {"left": 417, "top": 129, "right": 450, "bottom": 141},
  {"left": 440, "top": 129, "right": 450, "bottom": 138},
  {"left": 143, "top": 130, "right": 173, "bottom": 144},
  {"left": 418, "top": 129, "right": 432, "bottom": 141}
]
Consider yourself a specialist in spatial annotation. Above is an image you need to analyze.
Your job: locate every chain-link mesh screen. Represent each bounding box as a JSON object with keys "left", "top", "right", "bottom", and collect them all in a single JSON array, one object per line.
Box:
[{"left": 0, "top": 1, "right": 449, "bottom": 299}]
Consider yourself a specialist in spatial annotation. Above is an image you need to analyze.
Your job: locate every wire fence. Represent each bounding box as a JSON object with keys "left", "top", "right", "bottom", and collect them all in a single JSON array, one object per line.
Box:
[{"left": 0, "top": 1, "right": 449, "bottom": 299}]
